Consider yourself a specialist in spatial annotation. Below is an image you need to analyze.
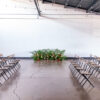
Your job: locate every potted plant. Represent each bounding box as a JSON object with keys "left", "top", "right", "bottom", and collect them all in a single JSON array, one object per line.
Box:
[{"left": 31, "top": 49, "right": 66, "bottom": 61}]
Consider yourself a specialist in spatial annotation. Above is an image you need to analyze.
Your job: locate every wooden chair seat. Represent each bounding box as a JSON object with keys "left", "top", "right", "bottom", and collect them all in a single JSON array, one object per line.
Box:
[
  {"left": 73, "top": 64, "right": 79, "bottom": 67},
  {"left": 10, "top": 60, "right": 20, "bottom": 63},
  {"left": 80, "top": 71, "right": 91, "bottom": 75},
  {"left": 15, "top": 59, "right": 20, "bottom": 62},
  {"left": 97, "top": 58, "right": 100, "bottom": 60},
  {"left": 9, "top": 62, "right": 17, "bottom": 64},
  {"left": 0, "top": 67, "right": 8, "bottom": 70},
  {"left": 9, "top": 61, "right": 18, "bottom": 64},
  {"left": 76, "top": 67, "right": 83, "bottom": 70},
  {"left": 89, "top": 62, "right": 96, "bottom": 65},
  {"left": 92, "top": 65, "right": 100, "bottom": 67},
  {"left": 4, "top": 65, "right": 13, "bottom": 67}
]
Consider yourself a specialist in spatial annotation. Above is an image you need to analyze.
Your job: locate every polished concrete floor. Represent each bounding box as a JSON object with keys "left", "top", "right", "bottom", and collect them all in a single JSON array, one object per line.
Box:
[{"left": 0, "top": 60, "right": 100, "bottom": 100}]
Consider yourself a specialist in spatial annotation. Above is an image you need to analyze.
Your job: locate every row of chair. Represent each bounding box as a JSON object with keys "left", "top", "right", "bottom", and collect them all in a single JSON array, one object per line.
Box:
[
  {"left": 69, "top": 56, "right": 100, "bottom": 88},
  {"left": 0, "top": 54, "right": 20, "bottom": 86},
  {"left": 84, "top": 56, "right": 100, "bottom": 78}
]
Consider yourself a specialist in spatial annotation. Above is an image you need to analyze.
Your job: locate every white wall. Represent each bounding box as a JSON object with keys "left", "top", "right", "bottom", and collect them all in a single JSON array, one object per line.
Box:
[
  {"left": 0, "top": 1, "right": 100, "bottom": 57},
  {"left": 0, "top": 14, "right": 100, "bottom": 57}
]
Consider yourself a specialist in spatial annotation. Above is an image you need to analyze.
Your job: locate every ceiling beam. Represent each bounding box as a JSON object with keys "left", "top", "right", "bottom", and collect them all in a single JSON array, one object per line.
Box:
[
  {"left": 64, "top": 0, "right": 70, "bottom": 8},
  {"left": 86, "top": 0, "right": 98, "bottom": 13},
  {"left": 76, "top": 0, "right": 83, "bottom": 8},
  {"left": 92, "top": 1, "right": 100, "bottom": 12},
  {"left": 42, "top": 0, "right": 44, "bottom": 3}
]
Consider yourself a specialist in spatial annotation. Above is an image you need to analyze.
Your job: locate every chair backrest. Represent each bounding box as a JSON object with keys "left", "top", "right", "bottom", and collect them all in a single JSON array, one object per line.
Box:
[
  {"left": 6, "top": 54, "right": 15, "bottom": 63},
  {"left": 0, "top": 59, "right": 6, "bottom": 67},
  {"left": 91, "top": 55, "right": 100, "bottom": 65},
  {"left": 7, "top": 54, "right": 15, "bottom": 58}
]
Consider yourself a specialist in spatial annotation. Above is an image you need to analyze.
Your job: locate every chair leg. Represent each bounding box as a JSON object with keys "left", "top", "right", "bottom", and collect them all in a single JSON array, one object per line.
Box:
[
  {"left": 81, "top": 75, "right": 94, "bottom": 87},
  {"left": 3, "top": 71, "right": 10, "bottom": 79},
  {"left": 1, "top": 72, "right": 8, "bottom": 81}
]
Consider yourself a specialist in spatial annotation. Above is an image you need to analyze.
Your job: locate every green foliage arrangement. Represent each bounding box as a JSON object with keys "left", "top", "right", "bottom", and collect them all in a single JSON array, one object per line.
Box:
[{"left": 31, "top": 49, "right": 66, "bottom": 61}]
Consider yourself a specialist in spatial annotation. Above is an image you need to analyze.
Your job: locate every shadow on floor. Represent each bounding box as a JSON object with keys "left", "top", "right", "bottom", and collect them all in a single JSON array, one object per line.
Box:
[
  {"left": 70, "top": 74, "right": 92, "bottom": 100},
  {"left": 0, "top": 70, "right": 20, "bottom": 91}
]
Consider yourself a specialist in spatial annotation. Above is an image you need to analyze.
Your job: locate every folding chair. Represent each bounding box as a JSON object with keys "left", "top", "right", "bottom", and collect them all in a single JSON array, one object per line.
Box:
[
  {"left": 83, "top": 55, "right": 100, "bottom": 78},
  {"left": 0, "top": 60, "right": 12, "bottom": 78},
  {"left": 0, "top": 54, "right": 21, "bottom": 86},
  {"left": 79, "top": 63, "right": 94, "bottom": 87},
  {"left": 6, "top": 54, "right": 21, "bottom": 71},
  {"left": 0, "top": 69, "right": 8, "bottom": 85},
  {"left": 69, "top": 59, "right": 94, "bottom": 87},
  {"left": 0, "top": 61, "right": 10, "bottom": 85},
  {"left": 1, "top": 54, "right": 20, "bottom": 76}
]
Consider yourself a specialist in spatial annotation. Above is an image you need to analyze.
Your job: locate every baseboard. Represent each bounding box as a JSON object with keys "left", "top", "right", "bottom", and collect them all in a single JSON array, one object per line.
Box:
[{"left": 0, "top": 57, "right": 93, "bottom": 60}]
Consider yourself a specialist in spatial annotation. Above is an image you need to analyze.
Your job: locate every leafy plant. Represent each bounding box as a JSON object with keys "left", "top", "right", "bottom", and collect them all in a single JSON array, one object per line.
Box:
[{"left": 31, "top": 49, "right": 66, "bottom": 61}]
